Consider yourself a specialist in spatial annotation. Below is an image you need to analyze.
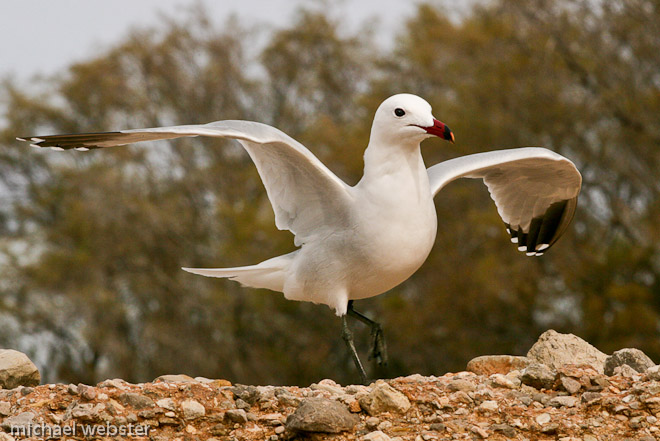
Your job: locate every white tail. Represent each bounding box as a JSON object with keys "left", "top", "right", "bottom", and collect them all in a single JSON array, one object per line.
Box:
[{"left": 182, "top": 252, "right": 295, "bottom": 293}]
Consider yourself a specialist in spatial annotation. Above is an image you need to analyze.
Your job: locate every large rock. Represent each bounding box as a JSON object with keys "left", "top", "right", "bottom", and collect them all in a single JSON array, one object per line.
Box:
[
  {"left": 358, "top": 381, "right": 411, "bottom": 416},
  {"left": 285, "top": 398, "right": 358, "bottom": 433},
  {"left": 467, "top": 355, "right": 531, "bottom": 376},
  {"left": 527, "top": 330, "right": 607, "bottom": 374},
  {"left": 604, "top": 348, "right": 655, "bottom": 376},
  {"left": 0, "top": 349, "right": 40, "bottom": 389}
]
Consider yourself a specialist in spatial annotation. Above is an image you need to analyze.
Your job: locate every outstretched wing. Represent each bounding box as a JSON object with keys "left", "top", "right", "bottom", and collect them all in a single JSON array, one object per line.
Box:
[
  {"left": 427, "top": 147, "right": 581, "bottom": 256},
  {"left": 18, "top": 120, "right": 353, "bottom": 246}
]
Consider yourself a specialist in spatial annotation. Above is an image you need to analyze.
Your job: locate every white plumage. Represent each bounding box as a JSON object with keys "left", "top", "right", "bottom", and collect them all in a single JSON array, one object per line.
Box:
[
  {"left": 18, "top": 94, "right": 581, "bottom": 314},
  {"left": 18, "top": 93, "right": 581, "bottom": 381}
]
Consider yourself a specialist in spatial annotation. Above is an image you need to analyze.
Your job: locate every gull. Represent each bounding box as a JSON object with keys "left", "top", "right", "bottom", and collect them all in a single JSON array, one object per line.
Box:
[{"left": 18, "top": 94, "right": 582, "bottom": 383}]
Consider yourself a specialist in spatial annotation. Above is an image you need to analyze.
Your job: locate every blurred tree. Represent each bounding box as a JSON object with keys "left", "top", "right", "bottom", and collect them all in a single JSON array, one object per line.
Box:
[{"left": 0, "top": 0, "right": 658, "bottom": 385}]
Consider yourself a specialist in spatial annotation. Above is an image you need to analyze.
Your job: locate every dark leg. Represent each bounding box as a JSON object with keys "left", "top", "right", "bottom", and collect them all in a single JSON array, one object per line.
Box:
[
  {"left": 341, "top": 314, "right": 367, "bottom": 384},
  {"left": 347, "top": 300, "right": 388, "bottom": 366}
]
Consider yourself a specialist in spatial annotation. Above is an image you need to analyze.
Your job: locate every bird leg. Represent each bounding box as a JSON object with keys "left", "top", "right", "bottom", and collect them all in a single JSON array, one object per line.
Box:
[
  {"left": 347, "top": 300, "right": 388, "bottom": 366},
  {"left": 341, "top": 314, "right": 368, "bottom": 385}
]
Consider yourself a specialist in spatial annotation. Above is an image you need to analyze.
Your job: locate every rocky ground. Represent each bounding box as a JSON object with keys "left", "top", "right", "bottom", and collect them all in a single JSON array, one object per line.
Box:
[{"left": 1, "top": 330, "right": 660, "bottom": 440}]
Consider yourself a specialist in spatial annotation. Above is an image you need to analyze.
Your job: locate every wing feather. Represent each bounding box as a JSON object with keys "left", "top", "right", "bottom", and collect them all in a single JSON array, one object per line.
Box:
[
  {"left": 427, "top": 147, "right": 581, "bottom": 255},
  {"left": 18, "top": 120, "right": 353, "bottom": 245}
]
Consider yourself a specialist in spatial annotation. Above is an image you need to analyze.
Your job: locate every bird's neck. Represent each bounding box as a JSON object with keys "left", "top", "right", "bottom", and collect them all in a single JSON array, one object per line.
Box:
[{"left": 360, "top": 139, "right": 430, "bottom": 195}]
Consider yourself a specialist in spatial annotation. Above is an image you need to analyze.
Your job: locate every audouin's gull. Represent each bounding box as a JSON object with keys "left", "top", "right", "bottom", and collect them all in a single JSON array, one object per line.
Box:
[{"left": 18, "top": 94, "right": 582, "bottom": 383}]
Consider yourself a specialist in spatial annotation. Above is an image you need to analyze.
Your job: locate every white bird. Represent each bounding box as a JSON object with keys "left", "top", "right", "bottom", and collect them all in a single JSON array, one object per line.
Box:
[{"left": 18, "top": 94, "right": 582, "bottom": 383}]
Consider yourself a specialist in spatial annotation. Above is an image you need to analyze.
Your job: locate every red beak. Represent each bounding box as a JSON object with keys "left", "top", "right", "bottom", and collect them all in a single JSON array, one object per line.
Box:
[{"left": 417, "top": 119, "right": 454, "bottom": 143}]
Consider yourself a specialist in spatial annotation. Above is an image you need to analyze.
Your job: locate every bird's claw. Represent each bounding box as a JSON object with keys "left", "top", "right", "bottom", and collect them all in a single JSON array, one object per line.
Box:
[{"left": 368, "top": 325, "right": 388, "bottom": 366}]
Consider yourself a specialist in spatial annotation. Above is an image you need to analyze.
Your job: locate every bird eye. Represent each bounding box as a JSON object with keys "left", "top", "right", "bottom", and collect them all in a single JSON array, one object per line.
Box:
[{"left": 394, "top": 108, "right": 405, "bottom": 117}]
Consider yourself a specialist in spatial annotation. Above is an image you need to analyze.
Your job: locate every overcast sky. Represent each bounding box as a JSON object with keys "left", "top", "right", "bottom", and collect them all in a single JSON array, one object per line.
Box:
[{"left": 1, "top": 0, "right": 431, "bottom": 79}]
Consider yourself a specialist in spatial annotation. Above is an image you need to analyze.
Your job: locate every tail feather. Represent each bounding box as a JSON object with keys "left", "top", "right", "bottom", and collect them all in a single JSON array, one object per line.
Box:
[{"left": 182, "top": 252, "right": 294, "bottom": 293}]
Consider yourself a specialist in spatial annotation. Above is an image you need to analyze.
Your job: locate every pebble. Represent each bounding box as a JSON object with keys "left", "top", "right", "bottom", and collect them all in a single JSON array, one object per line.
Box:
[
  {"left": 535, "top": 412, "right": 551, "bottom": 425},
  {"left": 155, "top": 374, "right": 198, "bottom": 383},
  {"left": 78, "top": 384, "right": 97, "bottom": 400},
  {"left": 363, "top": 431, "right": 391, "bottom": 441},
  {"left": 377, "top": 420, "right": 393, "bottom": 431},
  {"left": 447, "top": 379, "right": 476, "bottom": 393},
  {"left": 226, "top": 409, "right": 248, "bottom": 423},
  {"left": 490, "top": 373, "right": 518, "bottom": 389},
  {"left": 560, "top": 376, "right": 582, "bottom": 394},
  {"left": 181, "top": 399, "right": 206, "bottom": 419},
  {"left": 521, "top": 363, "right": 556, "bottom": 390},
  {"left": 285, "top": 398, "right": 358, "bottom": 433},
  {"left": 118, "top": 392, "right": 155, "bottom": 409},
  {"left": 358, "top": 381, "right": 411, "bottom": 415},
  {"left": 311, "top": 379, "right": 345, "bottom": 395},
  {"left": 0, "top": 401, "right": 11, "bottom": 416},
  {"left": 478, "top": 400, "right": 498, "bottom": 412},
  {"left": 467, "top": 355, "right": 531, "bottom": 376},
  {"left": 549, "top": 396, "right": 578, "bottom": 408},
  {"left": 1, "top": 411, "right": 35, "bottom": 431},
  {"left": 366, "top": 416, "right": 380, "bottom": 429},
  {"left": 156, "top": 398, "right": 176, "bottom": 410}
]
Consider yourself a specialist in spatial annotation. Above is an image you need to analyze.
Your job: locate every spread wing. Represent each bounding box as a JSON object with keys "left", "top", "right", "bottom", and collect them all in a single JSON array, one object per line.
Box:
[
  {"left": 18, "top": 120, "right": 353, "bottom": 246},
  {"left": 427, "top": 147, "right": 582, "bottom": 256}
]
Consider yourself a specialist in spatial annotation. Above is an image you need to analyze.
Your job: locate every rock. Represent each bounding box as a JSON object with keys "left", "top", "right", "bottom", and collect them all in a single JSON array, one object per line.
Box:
[
  {"left": 581, "top": 392, "right": 601, "bottom": 404},
  {"left": 275, "top": 388, "right": 301, "bottom": 407},
  {"left": 527, "top": 330, "right": 607, "bottom": 373},
  {"left": 258, "top": 413, "right": 284, "bottom": 425},
  {"left": 0, "top": 349, "right": 40, "bottom": 389},
  {"left": 478, "top": 400, "right": 498, "bottom": 412},
  {"left": 549, "top": 396, "right": 578, "bottom": 408},
  {"left": 118, "top": 392, "right": 155, "bottom": 409},
  {"left": 225, "top": 409, "right": 248, "bottom": 423},
  {"left": 155, "top": 374, "right": 198, "bottom": 383},
  {"left": 366, "top": 416, "right": 380, "bottom": 429},
  {"left": 447, "top": 379, "right": 476, "bottom": 392},
  {"left": 560, "top": 376, "right": 582, "bottom": 394},
  {"left": 467, "top": 355, "right": 531, "bottom": 375},
  {"left": 0, "top": 401, "right": 11, "bottom": 416},
  {"left": 235, "top": 398, "right": 250, "bottom": 409},
  {"left": 1, "top": 411, "right": 35, "bottom": 430},
  {"left": 521, "top": 363, "right": 556, "bottom": 389},
  {"left": 535, "top": 412, "right": 551, "bottom": 425},
  {"left": 358, "top": 381, "right": 411, "bottom": 415},
  {"left": 604, "top": 348, "right": 655, "bottom": 376},
  {"left": 78, "top": 384, "right": 97, "bottom": 401},
  {"left": 181, "top": 399, "right": 206, "bottom": 419},
  {"left": 71, "top": 403, "right": 105, "bottom": 421},
  {"left": 645, "top": 365, "right": 660, "bottom": 381},
  {"left": 490, "top": 373, "right": 520, "bottom": 389},
  {"left": 613, "top": 364, "right": 640, "bottom": 378},
  {"left": 97, "top": 378, "right": 129, "bottom": 389},
  {"left": 156, "top": 398, "right": 176, "bottom": 411},
  {"left": 311, "top": 379, "right": 344, "bottom": 395},
  {"left": 286, "top": 398, "right": 359, "bottom": 433},
  {"left": 491, "top": 423, "right": 516, "bottom": 437},
  {"left": 363, "top": 431, "right": 391, "bottom": 441},
  {"left": 230, "top": 385, "right": 261, "bottom": 405}
]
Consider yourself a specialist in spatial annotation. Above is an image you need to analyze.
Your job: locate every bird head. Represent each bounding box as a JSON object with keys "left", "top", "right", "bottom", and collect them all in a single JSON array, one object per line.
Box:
[{"left": 371, "top": 94, "right": 454, "bottom": 146}]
